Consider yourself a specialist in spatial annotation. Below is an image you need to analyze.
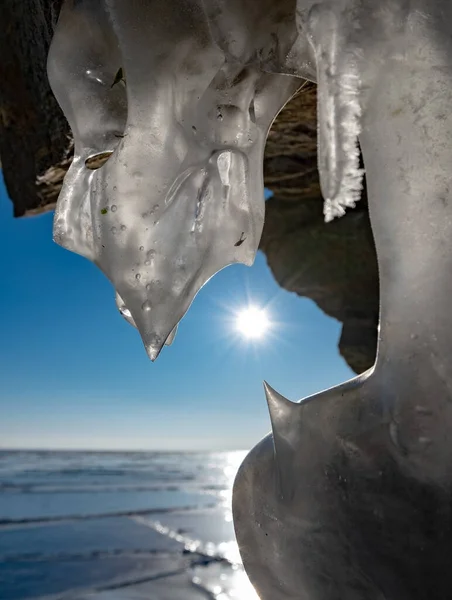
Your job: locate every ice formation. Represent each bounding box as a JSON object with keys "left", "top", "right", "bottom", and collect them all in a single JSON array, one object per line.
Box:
[
  {"left": 48, "top": 0, "right": 370, "bottom": 359},
  {"left": 232, "top": 2, "right": 452, "bottom": 599},
  {"left": 48, "top": 0, "right": 452, "bottom": 597},
  {"left": 47, "top": 0, "right": 305, "bottom": 360}
]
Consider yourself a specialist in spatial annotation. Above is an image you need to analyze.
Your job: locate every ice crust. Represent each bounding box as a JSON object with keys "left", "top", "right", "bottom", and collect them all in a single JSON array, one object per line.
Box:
[{"left": 48, "top": 0, "right": 369, "bottom": 357}]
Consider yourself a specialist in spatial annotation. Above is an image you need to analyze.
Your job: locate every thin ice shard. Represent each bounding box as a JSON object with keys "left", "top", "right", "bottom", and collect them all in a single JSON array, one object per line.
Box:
[{"left": 264, "top": 381, "right": 299, "bottom": 500}]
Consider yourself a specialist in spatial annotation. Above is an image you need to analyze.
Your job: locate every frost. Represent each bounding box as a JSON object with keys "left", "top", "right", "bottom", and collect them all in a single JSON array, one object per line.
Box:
[{"left": 299, "top": 2, "right": 365, "bottom": 222}]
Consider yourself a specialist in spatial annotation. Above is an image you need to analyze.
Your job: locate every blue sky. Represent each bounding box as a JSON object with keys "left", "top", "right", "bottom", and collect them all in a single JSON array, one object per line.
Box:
[{"left": 0, "top": 175, "right": 353, "bottom": 451}]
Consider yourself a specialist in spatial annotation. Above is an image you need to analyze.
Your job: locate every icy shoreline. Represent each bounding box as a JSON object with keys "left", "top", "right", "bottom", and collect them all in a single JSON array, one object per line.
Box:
[{"left": 0, "top": 450, "right": 255, "bottom": 600}]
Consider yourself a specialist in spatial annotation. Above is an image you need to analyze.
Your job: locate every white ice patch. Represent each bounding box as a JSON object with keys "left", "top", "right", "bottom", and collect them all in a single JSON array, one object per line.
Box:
[{"left": 299, "top": 1, "right": 365, "bottom": 222}]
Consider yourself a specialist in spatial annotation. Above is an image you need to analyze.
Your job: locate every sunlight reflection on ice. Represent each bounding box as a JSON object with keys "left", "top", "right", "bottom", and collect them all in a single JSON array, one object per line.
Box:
[
  {"left": 131, "top": 451, "right": 258, "bottom": 598},
  {"left": 192, "top": 561, "right": 260, "bottom": 600}
]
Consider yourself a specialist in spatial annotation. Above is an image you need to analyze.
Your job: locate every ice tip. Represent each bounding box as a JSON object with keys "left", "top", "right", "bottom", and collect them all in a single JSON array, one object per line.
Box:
[
  {"left": 263, "top": 381, "right": 297, "bottom": 501},
  {"left": 145, "top": 341, "right": 164, "bottom": 362},
  {"left": 263, "top": 380, "right": 272, "bottom": 395},
  {"left": 323, "top": 198, "right": 347, "bottom": 223},
  {"left": 263, "top": 381, "right": 293, "bottom": 416},
  {"left": 263, "top": 381, "right": 279, "bottom": 409}
]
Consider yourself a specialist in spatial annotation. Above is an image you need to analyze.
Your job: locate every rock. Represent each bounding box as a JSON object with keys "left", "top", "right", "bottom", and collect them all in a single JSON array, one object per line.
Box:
[{"left": 262, "top": 84, "right": 379, "bottom": 374}]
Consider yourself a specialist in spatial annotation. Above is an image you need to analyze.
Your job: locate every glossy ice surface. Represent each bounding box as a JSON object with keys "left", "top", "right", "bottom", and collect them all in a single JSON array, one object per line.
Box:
[
  {"left": 48, "top": 0, "right": 369, "bottom": 359},
  {"left": 233, "top": 1, "right": 452, "bottom": 599},
  {"left": 47, "top": 0, "right": 304, "bottom": 360}
]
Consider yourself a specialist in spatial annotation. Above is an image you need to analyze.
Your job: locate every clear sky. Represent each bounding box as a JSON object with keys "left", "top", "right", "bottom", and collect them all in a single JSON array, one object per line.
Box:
[{"left": 0, "top": 175, "right": 353, "bottom": 451}]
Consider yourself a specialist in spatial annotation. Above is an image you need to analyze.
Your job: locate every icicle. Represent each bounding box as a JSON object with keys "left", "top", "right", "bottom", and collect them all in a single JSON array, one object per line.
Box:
[{"left": 300, "top": 2, "right": 364, "bottom": 222}]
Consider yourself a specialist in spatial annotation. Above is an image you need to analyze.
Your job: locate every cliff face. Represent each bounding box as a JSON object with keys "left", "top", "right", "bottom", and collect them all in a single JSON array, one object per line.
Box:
[
  {"left": 0, "top": 4, "right": 379, "bottom": 373},
  {"left": 0, "top": 0, "right": 70, "bottom": 217}
]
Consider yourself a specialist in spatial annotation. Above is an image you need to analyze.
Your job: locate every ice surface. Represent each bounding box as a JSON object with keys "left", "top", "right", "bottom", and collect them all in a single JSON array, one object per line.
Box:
[
  {"left": 48, "top": 0, "right": 303, "bottom": 360},
  {"left": 232, "top": 2, "right": 452, "bottom": 599},
  {"left": 299, "top": 2, "right": 365, "bottom": 221},
  {"left": 48, "top": 1, "right": 385, "bottom": 356},
  {"left": 47, "top": 1, "right": 452, "bottom": 597}
]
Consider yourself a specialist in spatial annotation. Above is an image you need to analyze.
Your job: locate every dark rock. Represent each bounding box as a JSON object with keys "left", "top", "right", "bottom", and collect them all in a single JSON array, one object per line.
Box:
[
  {"left": 262, "top": 84, "right": 379, "bottom": 374},
  {"left": 0, "top": 0, "right": 71, "bottom": 217}
]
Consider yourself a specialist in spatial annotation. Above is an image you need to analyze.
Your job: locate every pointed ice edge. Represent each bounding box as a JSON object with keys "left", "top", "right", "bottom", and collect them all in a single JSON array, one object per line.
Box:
[
  {"left": 264, "top": 381, "right": 298, "bottom": 501},
  {"left": 146, "top": 343, "right": 161, "bottom": 362},
  {"left": 305, "top": 4, "right": 365, "bottom": 223},
  {"left": 264, "top": 381, "right": 296, "bottom": 432},
  {"left": 144, "top": 326, "right": 178, "bottom": 361},
  {"left": 142, "top": 324, "right": 180, "bottom": 361},
  {"left": 138, "top": 319, "right": 177, "bottom": 363},
  {"left": 115, "top": 291, "right": 178, "bottom": 360}
]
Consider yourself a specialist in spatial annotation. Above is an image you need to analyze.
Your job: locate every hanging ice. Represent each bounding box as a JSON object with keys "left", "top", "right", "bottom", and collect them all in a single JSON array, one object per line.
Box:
[
  {"left": 47, "top": 0, "right": 368, "bottom": 358},
  {"left": 47, "top": 0, "right": 304, "bottom": 360},
  {"left": 47, "top": 0, "right": 372, "bottom": 361},
  {"left": 299, "top": 2, "right": 365, "bottom": 221}
]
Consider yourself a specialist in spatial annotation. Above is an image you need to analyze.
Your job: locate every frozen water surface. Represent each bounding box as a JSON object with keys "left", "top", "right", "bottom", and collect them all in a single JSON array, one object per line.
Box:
[{"left": 0, "top": 451, "right": 250, "bottom": 600}]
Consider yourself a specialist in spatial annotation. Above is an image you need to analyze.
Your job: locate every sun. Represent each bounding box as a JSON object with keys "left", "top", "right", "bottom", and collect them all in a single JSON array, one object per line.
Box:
[{"left": 236, "top": 306, "right": 270, "bottom": 339}]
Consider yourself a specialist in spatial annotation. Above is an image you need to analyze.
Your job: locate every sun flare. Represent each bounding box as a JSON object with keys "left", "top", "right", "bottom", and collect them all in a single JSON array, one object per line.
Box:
[{"left": 236, "top": 306, "right": 270, "bottom": 339}]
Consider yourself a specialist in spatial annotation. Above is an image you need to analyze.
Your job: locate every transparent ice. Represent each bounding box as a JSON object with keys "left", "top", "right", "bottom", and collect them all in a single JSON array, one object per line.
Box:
[{"left": 48, "top": 0, "right": 304, "bottom": 360}]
